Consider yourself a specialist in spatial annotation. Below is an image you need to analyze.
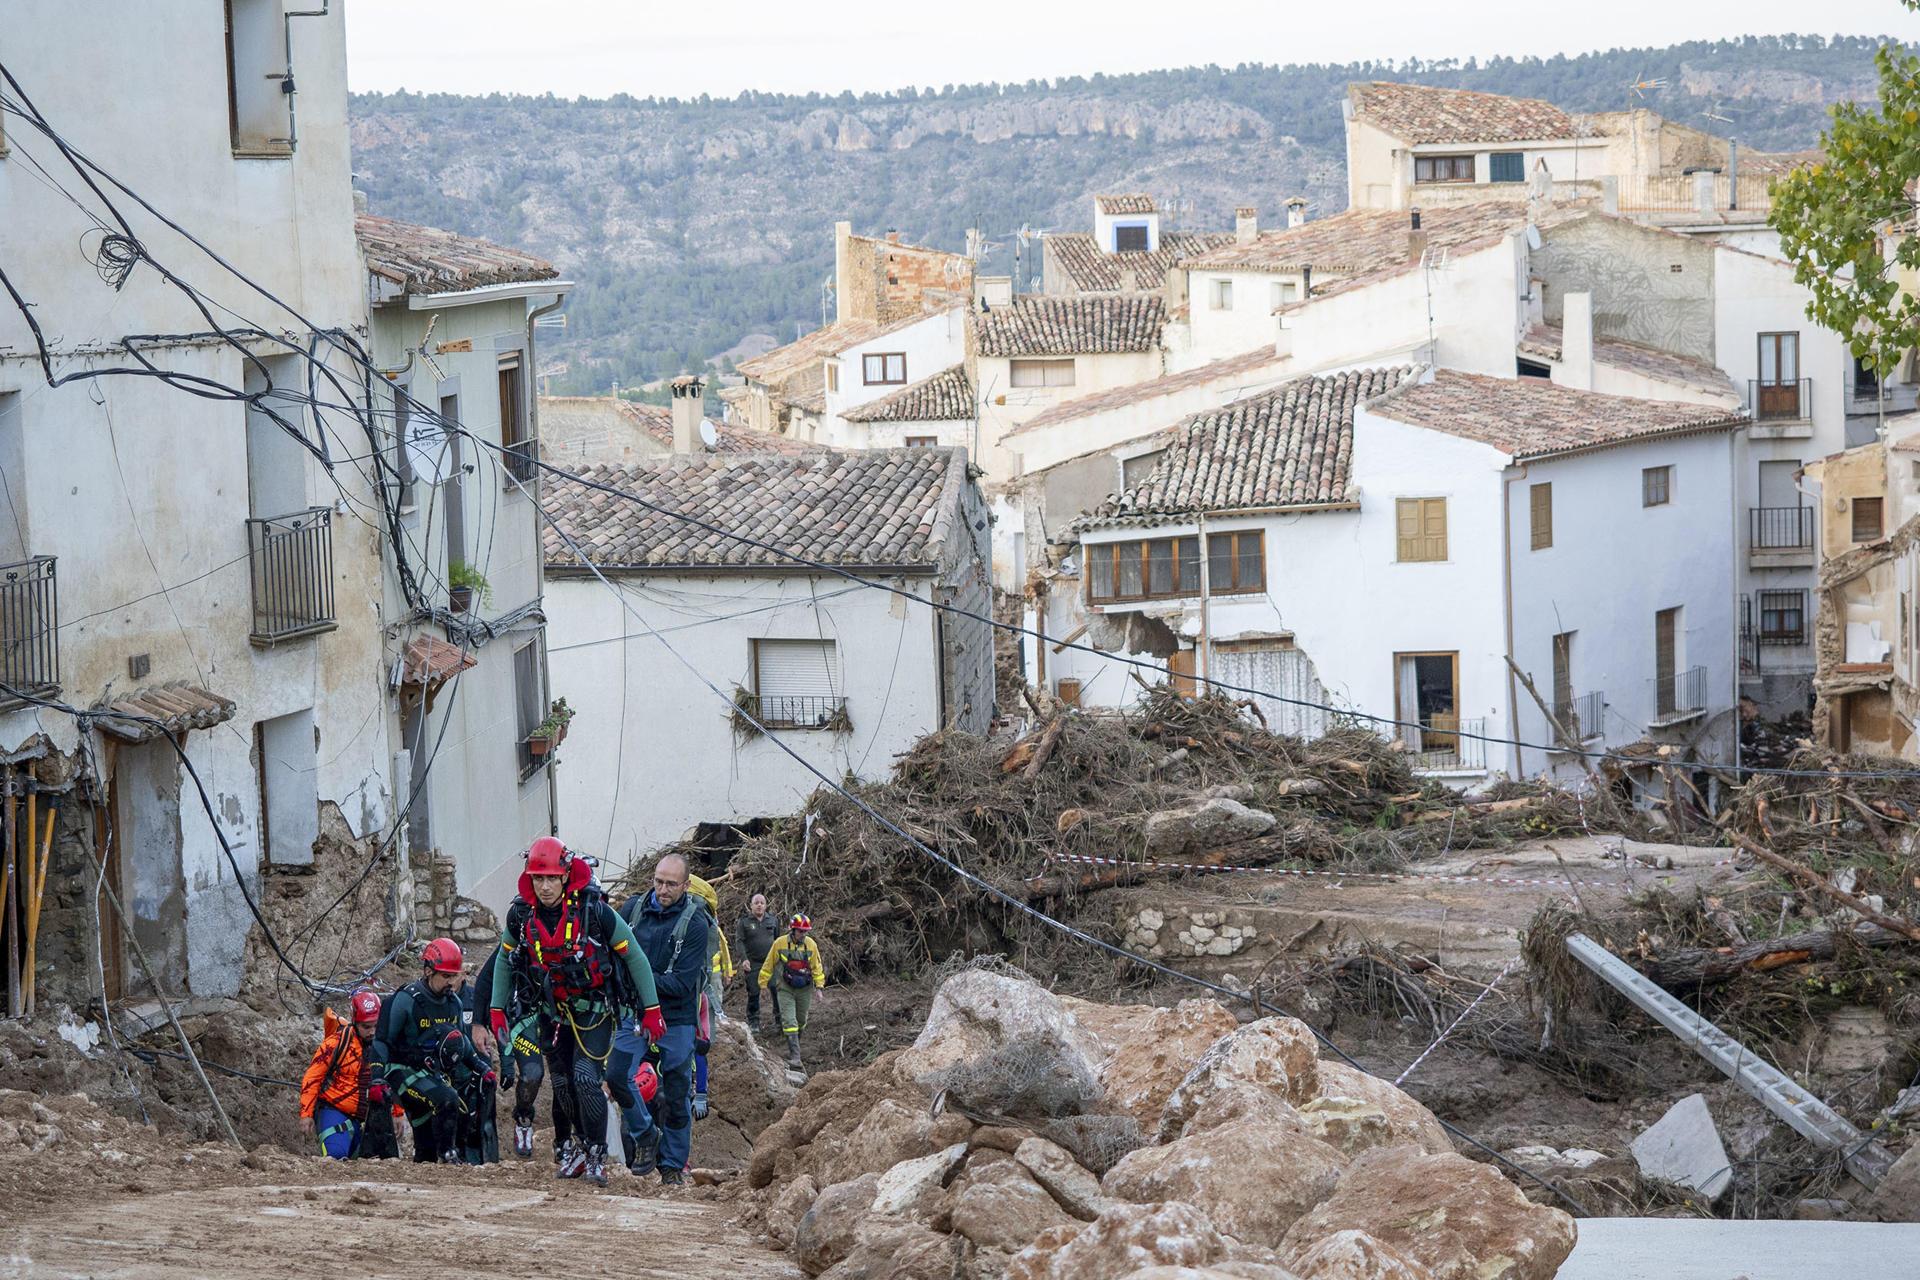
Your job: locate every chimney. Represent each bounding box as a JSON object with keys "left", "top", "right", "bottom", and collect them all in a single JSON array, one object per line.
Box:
[
  {"left": 885, "top": 229, "right": 900, "bottom": 243},
  {"left": 671, "top": 374, "right": 707, "bottom": 452},
  {"left": 1562, "top": 292, "right": 1594, "bottom": 391},
  {"left": 1407, "top": 208, "right": 1428, "bottom": 266},
  {"left": 1235, "top": 206, "right": 1258, "bottom": 245},
  {"left": 352, "top": 189, "right": 369, "bottom": 214},
  {"left": 1284, "top": 197, "right": 1307, "bottom": 229},
  {"left": 833, "top": 220, "right": 854, "bottom": 322},
  {"left": 978, "top": 275, "right": 1013, "bottom": 308}
]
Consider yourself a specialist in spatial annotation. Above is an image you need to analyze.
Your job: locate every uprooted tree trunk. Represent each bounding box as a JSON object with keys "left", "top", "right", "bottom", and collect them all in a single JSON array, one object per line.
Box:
[{"left": 1636, "top": 923, "right": 1909, "bottom": 988}]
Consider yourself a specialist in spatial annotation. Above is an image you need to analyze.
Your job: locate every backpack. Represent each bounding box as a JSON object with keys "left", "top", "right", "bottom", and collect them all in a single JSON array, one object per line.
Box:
[{"left": 782, "top": 946, "right": 813, "bottom": 988}]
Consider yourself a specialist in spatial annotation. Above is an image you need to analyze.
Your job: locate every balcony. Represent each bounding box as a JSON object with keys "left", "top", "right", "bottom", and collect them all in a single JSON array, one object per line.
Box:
[
  {"left": 1411, "top": 716, "right": 1488, "bottom": 774},
  {"left": 1749, "top": 505, "right": 1815, "bottom": 568},
  {"left": 504, "top": 436, "right": 539, "bottom": 485},
  {"left": 738, "top": 694, "right": 849, "bottom": 731},
  {"left": 1652, "top": 665, "right": 1708, "bottom": 726},
  {"left": 1747, "top": 378, "right": 1812, "bottom": 431},
  {"left": 1551, "top": 690, "right": 1604, "bottom": 748},
  {"left": 247, "top": 507, "right": 337, "bottom": 645},
  {"left": 0, "top": 557, "right": 59, "bottom": 710}
]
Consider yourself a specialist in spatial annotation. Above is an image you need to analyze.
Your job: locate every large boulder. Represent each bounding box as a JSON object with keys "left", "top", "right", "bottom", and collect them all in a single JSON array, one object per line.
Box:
[
  {"left": 950, "top": 1160, "right": 1079, "bottom": 1252},
  {"left": 825, "top": 1098, "right": 970, "bottom": 1185},
  {"left": 1058, "top": 994, "right": 1160, "bottom": 1058},
  {"left": 1159, "top": 1017, "right": 1322, "bottom": 1141},
  {"left": 766, "top": 1172, "right": 819, "bottom": 1249},
  {"left": 707, "top": 1014, "right": 799, "bottom": 1139},
  {"left": 1007, "top": 1201, "right": 1230, "bottom": 1280},
  {"left": 1144, "top": 798, "right": 1277, "bottom": 857},
  {"left": 1868, "top": 1144, "right": 1920, "bottom": 1222},
  {"left": 794, "top": 1172, "right": 882, "bottom": 1275},
  {"left": 1015, "top": 1135, "right": 1110, "bottom": 1220},
  {"left": 1118, "top": 1268, "right": 1304, "bottom": 1280},
  {"left": 818, "top": 1223, "right": 956, "bottom": 1280},
  {"left": 1100, "top": 999, "right": 1243, "bottom": 1129},
  {"left": 871, "top": 1142, "right": 968, "bottom": 1217},
  {"left": 1311, "top": 1062, "right": 1452, "bottom": 1156},
  {"left": 1280, "top": 1149, "right": 1576, "bottom": 1280},
  {"left": 1287, "top": 1230, "right": 1433, "bottom": 1280},
  {"left": 1104, "top": 1107, "right": 1347, "bottom": 1247},
  {"left": 899, "top": 970, "right": 1107, "bottom": 1097},
  {"left": 1297, "top": 1098, "right": 1395, "bottom": 1156}
]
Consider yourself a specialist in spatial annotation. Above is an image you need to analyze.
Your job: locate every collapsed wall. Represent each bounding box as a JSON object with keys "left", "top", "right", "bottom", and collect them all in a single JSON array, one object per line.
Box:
[{"left": 743, "top": 965, "right": 1576, "bottom": 1280}]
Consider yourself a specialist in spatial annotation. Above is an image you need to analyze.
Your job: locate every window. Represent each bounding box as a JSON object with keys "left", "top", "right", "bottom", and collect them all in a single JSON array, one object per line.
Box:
[
  {"left": 390, "top": 381, "right": 415, "bottom": 509},
  {"left": 1642, "top": 466, "right": 1671, "bottom": 507},
  {"left": 1489, "top": 152, "right": 1526, "bottom": 183},
  {"left": 1270, "top": 281, "right": 1299, "bottom": 310},
  {"left": 1394, "top": 652, "right": 1460, "bottom": 753},
  {"left": 1855, "top": 355, "right": 1881, "bottom": 398},
  {"left": 1009, "top": 359, "right": 1075, "bottom": 388},
  {"left": 440, "top": 393, "right": 466, "bottom": 569},
  {"left": 1756, "top": 332, "right": 1803, "bottom": 420},
  {"left": 499, "top": 352, "right": 534, "bottom": 484},
  {"left": 256, "top": 709, "right": 318, "bottom": 867},
  {"left": 514, "top": 637, "right": 546, "bottom": 779},
  {"left": 1086, "top": 532, "right": 1263, "bottom": 603},
  {"left": 904, "top": 436, "right": 937, "bottom": 448},
  {"left": 1655, "top": 606, "right": 1681, "bottom": 717},
  {"left": 224, "top": 0, "right": 292, "bottom": 155},
  {"left": 1395, "top": 497, "right": 1447, "bottom": 562},
  {"left": 0, "top": 392, "right": 23, "bottom": 562},
  {"left": 1121, "top": 450, "right": 1165, "bottom": 490},
  {"left": 1853, "top": 496, "right": 1885, "bottom": 542},
  {"left": 1209, "top": 278, "right": 1234, "bottom": 311},
  {"left": 862, "top": 353, "right": 907, "bottom": 385},
  {"left": 1529, "top": 482, "right": 1553, "bottom": 550},
  {"left": 826, "top": 363, "right": 839, "bottom": 393},
  {"left": 1552, "top": 632, "right": 1574, "bottom": 712},
  {"left": 1758, "top": 590, "right": 1807, "bottom": 644},
  {"left": 1517, "top": 358, "right": 1553, "bottom": 380},
  {"left": 751, "top": 638, "right": 843, "bottom": 729},
  {"left": 1114, "top": 224, "right": 1149, "bottom": 253},
  {"left": 1415, "top": 154, "right": 1475, "bottom": 183}
]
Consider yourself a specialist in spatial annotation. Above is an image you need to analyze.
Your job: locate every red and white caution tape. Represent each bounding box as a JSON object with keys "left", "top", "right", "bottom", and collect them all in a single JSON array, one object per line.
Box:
[
  {"left": 1393, "top": 954, "right": 1524, "bottom": 1086},
  {"left": 1046, "top": 851, "right": 1734, "bottom": 891}
]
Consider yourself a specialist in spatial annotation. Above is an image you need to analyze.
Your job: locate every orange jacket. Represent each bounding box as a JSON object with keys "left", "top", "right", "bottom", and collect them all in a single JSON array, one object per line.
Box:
[{"left": 300, "top": 1026, "right": 370, "bottom": 1119}]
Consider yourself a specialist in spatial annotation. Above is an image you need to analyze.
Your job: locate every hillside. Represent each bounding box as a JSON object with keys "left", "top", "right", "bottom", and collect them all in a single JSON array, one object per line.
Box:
[{"left": 347, "top": 35, "right": 1892, "bottom": 394}]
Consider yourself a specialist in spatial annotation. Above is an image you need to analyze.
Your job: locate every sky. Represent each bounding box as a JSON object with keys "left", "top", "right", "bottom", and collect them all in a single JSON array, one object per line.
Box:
[{"left": 344, "top": 0, "right": 1912, "bottom": 100}]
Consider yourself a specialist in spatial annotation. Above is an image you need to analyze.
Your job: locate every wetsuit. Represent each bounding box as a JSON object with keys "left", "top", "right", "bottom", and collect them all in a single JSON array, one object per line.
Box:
[{"left": 375, "top": 977, "right": 487, "bottom": 1162}]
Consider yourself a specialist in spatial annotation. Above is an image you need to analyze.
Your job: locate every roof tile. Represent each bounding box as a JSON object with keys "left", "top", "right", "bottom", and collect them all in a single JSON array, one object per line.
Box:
[
  {"left": 1348, "top": 81, "right": 1585, "bottom": 145},
  {"left": 356, "top": 214, "right": 557, "bottom": 295},
  {"left": 973, "top": 294, "right": 1167, "bottom": 357},
  {"left": 1045, "top": 230, "right": 1234, "bottom": 293},
  {"left": 841, "top": 365, "right": 974, "bottom": 423}
]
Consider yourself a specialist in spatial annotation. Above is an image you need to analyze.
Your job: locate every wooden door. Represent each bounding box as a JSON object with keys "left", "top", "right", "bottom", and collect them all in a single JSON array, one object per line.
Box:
[
  {"left": 1168, "top": 649, "right": 1197, "bottom": 698},
  {"left": 1757, "top": 333, "right": 1800, "bottom": 418},
  {"left": 1655, "top": 608, "right": 1678, "bottom": 716}
]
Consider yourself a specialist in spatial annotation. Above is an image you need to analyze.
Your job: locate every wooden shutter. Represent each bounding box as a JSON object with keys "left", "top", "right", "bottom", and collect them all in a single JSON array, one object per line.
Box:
[
  {"left": 1421, "top": 498, "right": 1448, "bottom": 561},
  {"left": 1396, "top": 499, "right": 1419, "bottom": 561},
  {"left": 1530, "top": 483, "right": 1552, "bottom": 550}
]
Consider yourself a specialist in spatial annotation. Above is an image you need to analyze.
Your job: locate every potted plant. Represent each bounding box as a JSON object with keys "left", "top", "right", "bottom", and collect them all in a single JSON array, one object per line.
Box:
[
  {"left": 447, "top": 560, "right": 493, "bottom": 615},
  {"left": 527, "top": 697, "right": 574, "bottom": 756}
]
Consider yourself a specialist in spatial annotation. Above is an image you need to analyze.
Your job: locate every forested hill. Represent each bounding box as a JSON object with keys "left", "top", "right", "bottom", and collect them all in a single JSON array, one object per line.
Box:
[{"left": 348, "top": 35, "right": 1890, "bottom": 394}]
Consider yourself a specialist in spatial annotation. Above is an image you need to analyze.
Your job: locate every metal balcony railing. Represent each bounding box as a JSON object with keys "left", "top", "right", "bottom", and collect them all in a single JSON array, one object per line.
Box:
[
  {"left": 1748, "top": 378, "right": 1812, "bottom": 422},
  {"left": 505, "top": 437, "right": 539, "bottom": 484},
  {"left": 0, "top": 557, "right": 59, "bottom": 708},
  {"left": 741, "top": 694, "right": 848, "bottom": 730},
  {"left": 1552, "top": 690, "right": 1604, "bottom": 746},
  {"left": 1412, "top": 716, "right": 1487, "bottom": 772},
  {"left": 247, "top": 507, "right": 337, "bottom": 644},
  {"left": 1653, "top": 665, "right": 1708, "bottom": 722},
  {"left": 1750, "top": 506, "right": 1814, "bottom": 551}
]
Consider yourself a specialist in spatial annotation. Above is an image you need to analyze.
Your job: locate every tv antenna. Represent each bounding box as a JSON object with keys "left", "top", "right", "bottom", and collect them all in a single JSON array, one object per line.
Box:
[
  {"left": 1627, "top": 76, "right": 1668, "bottom": 103},
  {"left": 1702, "top": 101, "right": 1735, "bottom": 125}
]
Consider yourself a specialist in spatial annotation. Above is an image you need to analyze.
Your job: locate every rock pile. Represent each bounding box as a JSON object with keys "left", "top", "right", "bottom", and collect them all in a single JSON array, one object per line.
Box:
[{"left": 745, "top": 968, "right": 1576, "bottom": 1280}]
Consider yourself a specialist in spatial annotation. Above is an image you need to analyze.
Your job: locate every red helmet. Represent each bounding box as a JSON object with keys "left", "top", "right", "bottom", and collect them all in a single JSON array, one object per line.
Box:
[
  {"left": 350, "top": 989, "right": 382, "bottom": 1024},
  {"left": 526, "top": 836, "right": 570, "bottom": 877},
  {"left": 422, "top": 937, "right": 463, "bottom": 974},
  {"left": 634, "top": 1059, "right": 660, "bottom": 1104},
  {"left": 788, "top": 914, "right": 812, "bottom": 932}
]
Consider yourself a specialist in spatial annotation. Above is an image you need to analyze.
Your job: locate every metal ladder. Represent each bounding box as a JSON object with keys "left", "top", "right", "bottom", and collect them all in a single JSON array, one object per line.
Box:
[{"left": 1565, "top": 932, "right": 1893, "bottom": 1189}]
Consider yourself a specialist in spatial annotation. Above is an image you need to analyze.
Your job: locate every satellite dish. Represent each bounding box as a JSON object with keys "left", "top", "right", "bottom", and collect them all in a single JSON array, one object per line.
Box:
[
  {"left": 699, "top": 418, "right": 719, "bottom": 449},
  {"left": 1525, "top": 225, "right": 1543, "bottom": 251}
]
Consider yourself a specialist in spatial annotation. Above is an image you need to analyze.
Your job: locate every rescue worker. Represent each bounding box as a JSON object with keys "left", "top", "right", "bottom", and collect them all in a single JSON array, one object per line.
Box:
[
  {"left": 491, "top": 837, "right": 662, "bottom": 1188},
  {"left": 758, "top": 914, "right": 825, "bottom": 1071},
  {"left": 471, "top": 942, "right": 550, "bottom": 1160},
  {"left": 735, "top": 892, "right": 781, "bottom": 1032},
  {"left": 299, "top": 988, "right": 384, "bottom": 1159},
  {"left": 611, "top": 852, "right": 708, "bottom": 1186},
  {"left": 686, "top": 874, "right": 732, "bottom": 1122},
  {"left": 376, "top": 938, "right": 492, "bottom": 1163}
]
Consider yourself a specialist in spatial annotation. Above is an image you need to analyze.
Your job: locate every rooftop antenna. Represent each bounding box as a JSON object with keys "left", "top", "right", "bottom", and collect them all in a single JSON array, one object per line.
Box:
[
  {"left": 1626, "top": 75, "right": 1668, "bottom": 105},
  {"left": 1703, "top": 101, "right": 1735, "bottom": 126}
]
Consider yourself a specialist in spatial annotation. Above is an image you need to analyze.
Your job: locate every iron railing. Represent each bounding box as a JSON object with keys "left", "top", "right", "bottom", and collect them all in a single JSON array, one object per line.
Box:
[
  {"left": 0, "top": 557, "right": 59, "bottom": 708},
  {"left": 1748, "top": 378, "right": 1812, "bottom": 422},
  {"left": 1412, "top": 716, "right": 1487, "bottom": 772},
  {"left": 1654, "top": 665, "right": 1708, "bottom": 721},
  {"left": 247, "top": 507, "right": 336, "bottom": 644},
  {"left": 741, "top": 694, "right": 848, "bottom": 730},
  {"left": 1750, "top": 506, "right": 1814, "bottom": 551},
  {"left": 505, "top": 436, "right": 539, "bottom": 484},
  {"left": 1552, "top": 690, "right": 1604, "bottom": 746}
]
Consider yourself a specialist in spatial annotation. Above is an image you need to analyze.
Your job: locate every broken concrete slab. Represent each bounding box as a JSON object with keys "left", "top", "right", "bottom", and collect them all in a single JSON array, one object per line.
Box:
[
  {"left": 1142, "top": 797, "right": 1276, "bottom": 857},
  {"left": 1631, "top": 1093, "right": 1731, "bottom": 1202}
]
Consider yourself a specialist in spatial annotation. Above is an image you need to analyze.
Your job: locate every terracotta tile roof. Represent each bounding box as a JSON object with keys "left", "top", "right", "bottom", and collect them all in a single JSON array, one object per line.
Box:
[
  {"left": 1736, "top": 149, "right": 1823, "bottom": 176},
  {"left": 543, "top": 449, "right": 969, "bottom": 571},
  {"left": 1180, "top": 201, "right": 1537, "bottom": 277},
  {"left": 841, "top": 365, "right": 974, "bottom": 423},
  {"left": 1045, "top": 231, "right": 1234, "bottom": 293},
  {"left": 1013, "top": 346, "right": 1288, "bottom": 435},
  {"left": 538, "top": 397, "right": 815, "bottom": 455},
  {"left": 1074, "top": 367, "right": 1415, "bottom": 531},
  {"left": 356, "top": 214, "right": 558, "bottom": 296},
  {"left": 94, "top": 683, "right": 238, "bottom": 742},
  {"left": 398, "top": 636, "right": 477, "bottom": 687},
  {"left": 973, "top": 294, "right": 1167, "bottom": 357},
  {"left": 736, "top": 307, "right": 957, "bottom": 385},
  {"left": 1365, "top": 369, "right": 1746, "bottom": 460},
  {"left": 1097, "top": 194, "right": 1156, "bottom": 215},
  {"left": 1518, "top": 325, "right": 1737, "bottom": 397},
  {"left": 1348, "top": 81, "right": 1585, "bottom": 145}
]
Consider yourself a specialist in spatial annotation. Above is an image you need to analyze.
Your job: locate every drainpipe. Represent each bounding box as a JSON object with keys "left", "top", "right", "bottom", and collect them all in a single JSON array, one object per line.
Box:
[
  {"left": 275, "top": 2, "right": 332, "bottom": 152},
  {"left": 1501, "top": 462, "right": 1530, "bottom": 779},
  {"left": 526, "top": 292, "right": 567, "bottom": 837}
]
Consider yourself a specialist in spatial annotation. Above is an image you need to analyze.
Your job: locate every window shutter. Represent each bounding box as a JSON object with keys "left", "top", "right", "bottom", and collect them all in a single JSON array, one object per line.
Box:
[
  {"left": 1422, "top": 498, "right": 1448, "bottom": 561},
  {"left": 1396, "top": 498, "right": 1419, "bottom": 561},
  {"left": 1530, "top": 483, "right": 1552, "bottom": 550},
  {"left": 755, "top": 639, "right": 839, "bottom": 699}
]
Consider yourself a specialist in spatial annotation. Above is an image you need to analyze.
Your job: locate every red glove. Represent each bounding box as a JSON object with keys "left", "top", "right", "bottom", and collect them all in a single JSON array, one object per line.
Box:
[
  {"left": 489, "top": 1009, "right": 508, "bottom": 1041},
  {"left": 640, "top": 1006, "right": 666, "bottom": 1042},
  {"left": 481, "top": 1069, "right": 497, "bottom": 1089},
  {"left": 368, "top": 1081, "right": 390, "bottom": 1104}
]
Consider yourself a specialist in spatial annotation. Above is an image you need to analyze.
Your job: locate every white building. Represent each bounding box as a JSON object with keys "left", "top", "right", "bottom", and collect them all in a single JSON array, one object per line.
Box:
[
  {"left": 543, "top": 444, "right": 993, "bottom": 867},
  {"left": 356, "top": 214, "right": 573, "bottom": 913},
  {"left": 1041, "top": 194, "right": 1231, "bottom": 297},
  {"left": 0, "top": 1, "right": 387, "bottom": 1005},
  {"left": 1044, "top": 369, "right": 1744, "bottom": 784},
  {"left": 836, "top": 365, "right": 977, "bottom": 450}
]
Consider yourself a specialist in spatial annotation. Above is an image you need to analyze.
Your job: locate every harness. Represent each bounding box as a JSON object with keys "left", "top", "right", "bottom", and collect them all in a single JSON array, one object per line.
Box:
[
  {"left": 311, "top": 1027, "right": 369, "bottom": 1154},
  {"left": 522, "top": 893, "right": 615, "bottom": 1009}
]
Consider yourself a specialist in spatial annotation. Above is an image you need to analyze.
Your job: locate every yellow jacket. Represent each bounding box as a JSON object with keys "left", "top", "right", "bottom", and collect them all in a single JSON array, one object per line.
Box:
[
  {"left": 688, "top": 875, "right": 734, "bottom": 980},
  {"left": 758, "top": 933, "right": 823, "bottom": 989}
]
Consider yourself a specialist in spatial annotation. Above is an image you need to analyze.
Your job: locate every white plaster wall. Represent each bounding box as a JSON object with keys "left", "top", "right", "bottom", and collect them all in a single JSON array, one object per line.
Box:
[
  {"left": 1187, "top": 272, "right": 1290, "bottom": 358},
  {"left": 848, "top": 417, "right": 977, "bottom": 451},
  {"left": 1009, "top": 359, "right": 1293, "bottom": 477},
  {"left": 544, "top": 571, "right": 942, "bottom": 895},
  {"left": 824, "top": 308, "right": 967, "bottom": 425}
]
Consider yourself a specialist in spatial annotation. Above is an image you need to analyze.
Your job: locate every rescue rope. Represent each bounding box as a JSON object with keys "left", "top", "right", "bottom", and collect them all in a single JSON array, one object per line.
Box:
[{"left": 1393, "top": 955, "right": 1525, "bottom": 1087}]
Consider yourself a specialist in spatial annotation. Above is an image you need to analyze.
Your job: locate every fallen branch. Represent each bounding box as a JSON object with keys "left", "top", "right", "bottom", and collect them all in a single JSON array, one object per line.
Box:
[
  {"left": 1021, "top": 717, "right": 1068, "bottom": 781},
  {"left": 1730, "top": 834, "right": 1920, "bottom": 943},
  {"left": 1636, "top": 923, "right": 1906, "bottom": 988}
]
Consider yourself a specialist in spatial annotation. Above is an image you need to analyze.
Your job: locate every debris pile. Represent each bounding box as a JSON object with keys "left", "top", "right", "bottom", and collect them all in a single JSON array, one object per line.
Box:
[{"left": 743, "top": 963, "right": 1578, "bottom": 1280}]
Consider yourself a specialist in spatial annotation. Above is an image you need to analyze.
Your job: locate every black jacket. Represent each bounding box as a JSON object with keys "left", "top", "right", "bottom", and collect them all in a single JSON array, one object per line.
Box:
[
  {"left": 619, "top": 891, "right": 710, "bottom": 1024},
  {"left": 737, "top": 912, "right": 782, "bottom": 967},
  {"left": 376, "top": 978, "right": 470, "bottom": 1071}
]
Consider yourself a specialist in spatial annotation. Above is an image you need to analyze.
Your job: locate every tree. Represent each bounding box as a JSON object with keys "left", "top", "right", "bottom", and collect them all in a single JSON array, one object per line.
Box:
[{"left": 1770, "top": 9, "right": 1920, "bottom": 374}]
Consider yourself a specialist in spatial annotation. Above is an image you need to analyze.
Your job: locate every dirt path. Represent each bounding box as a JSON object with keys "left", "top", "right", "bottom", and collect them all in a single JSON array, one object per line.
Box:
[{"left": 0, "top": 1159, "right": 803, "bottom": 1279}]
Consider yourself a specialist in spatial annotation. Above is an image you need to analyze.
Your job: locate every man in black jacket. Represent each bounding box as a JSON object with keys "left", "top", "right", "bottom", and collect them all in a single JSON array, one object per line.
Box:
[
  {"left": 375, "top": 937, "right": 490, "bottom": 1163},
  {"left": 611, "top": 853, "right": 708, "bottom": 1185},
  {"left": 735, "top": 892, "right": 780, "bottom": 1031}
]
